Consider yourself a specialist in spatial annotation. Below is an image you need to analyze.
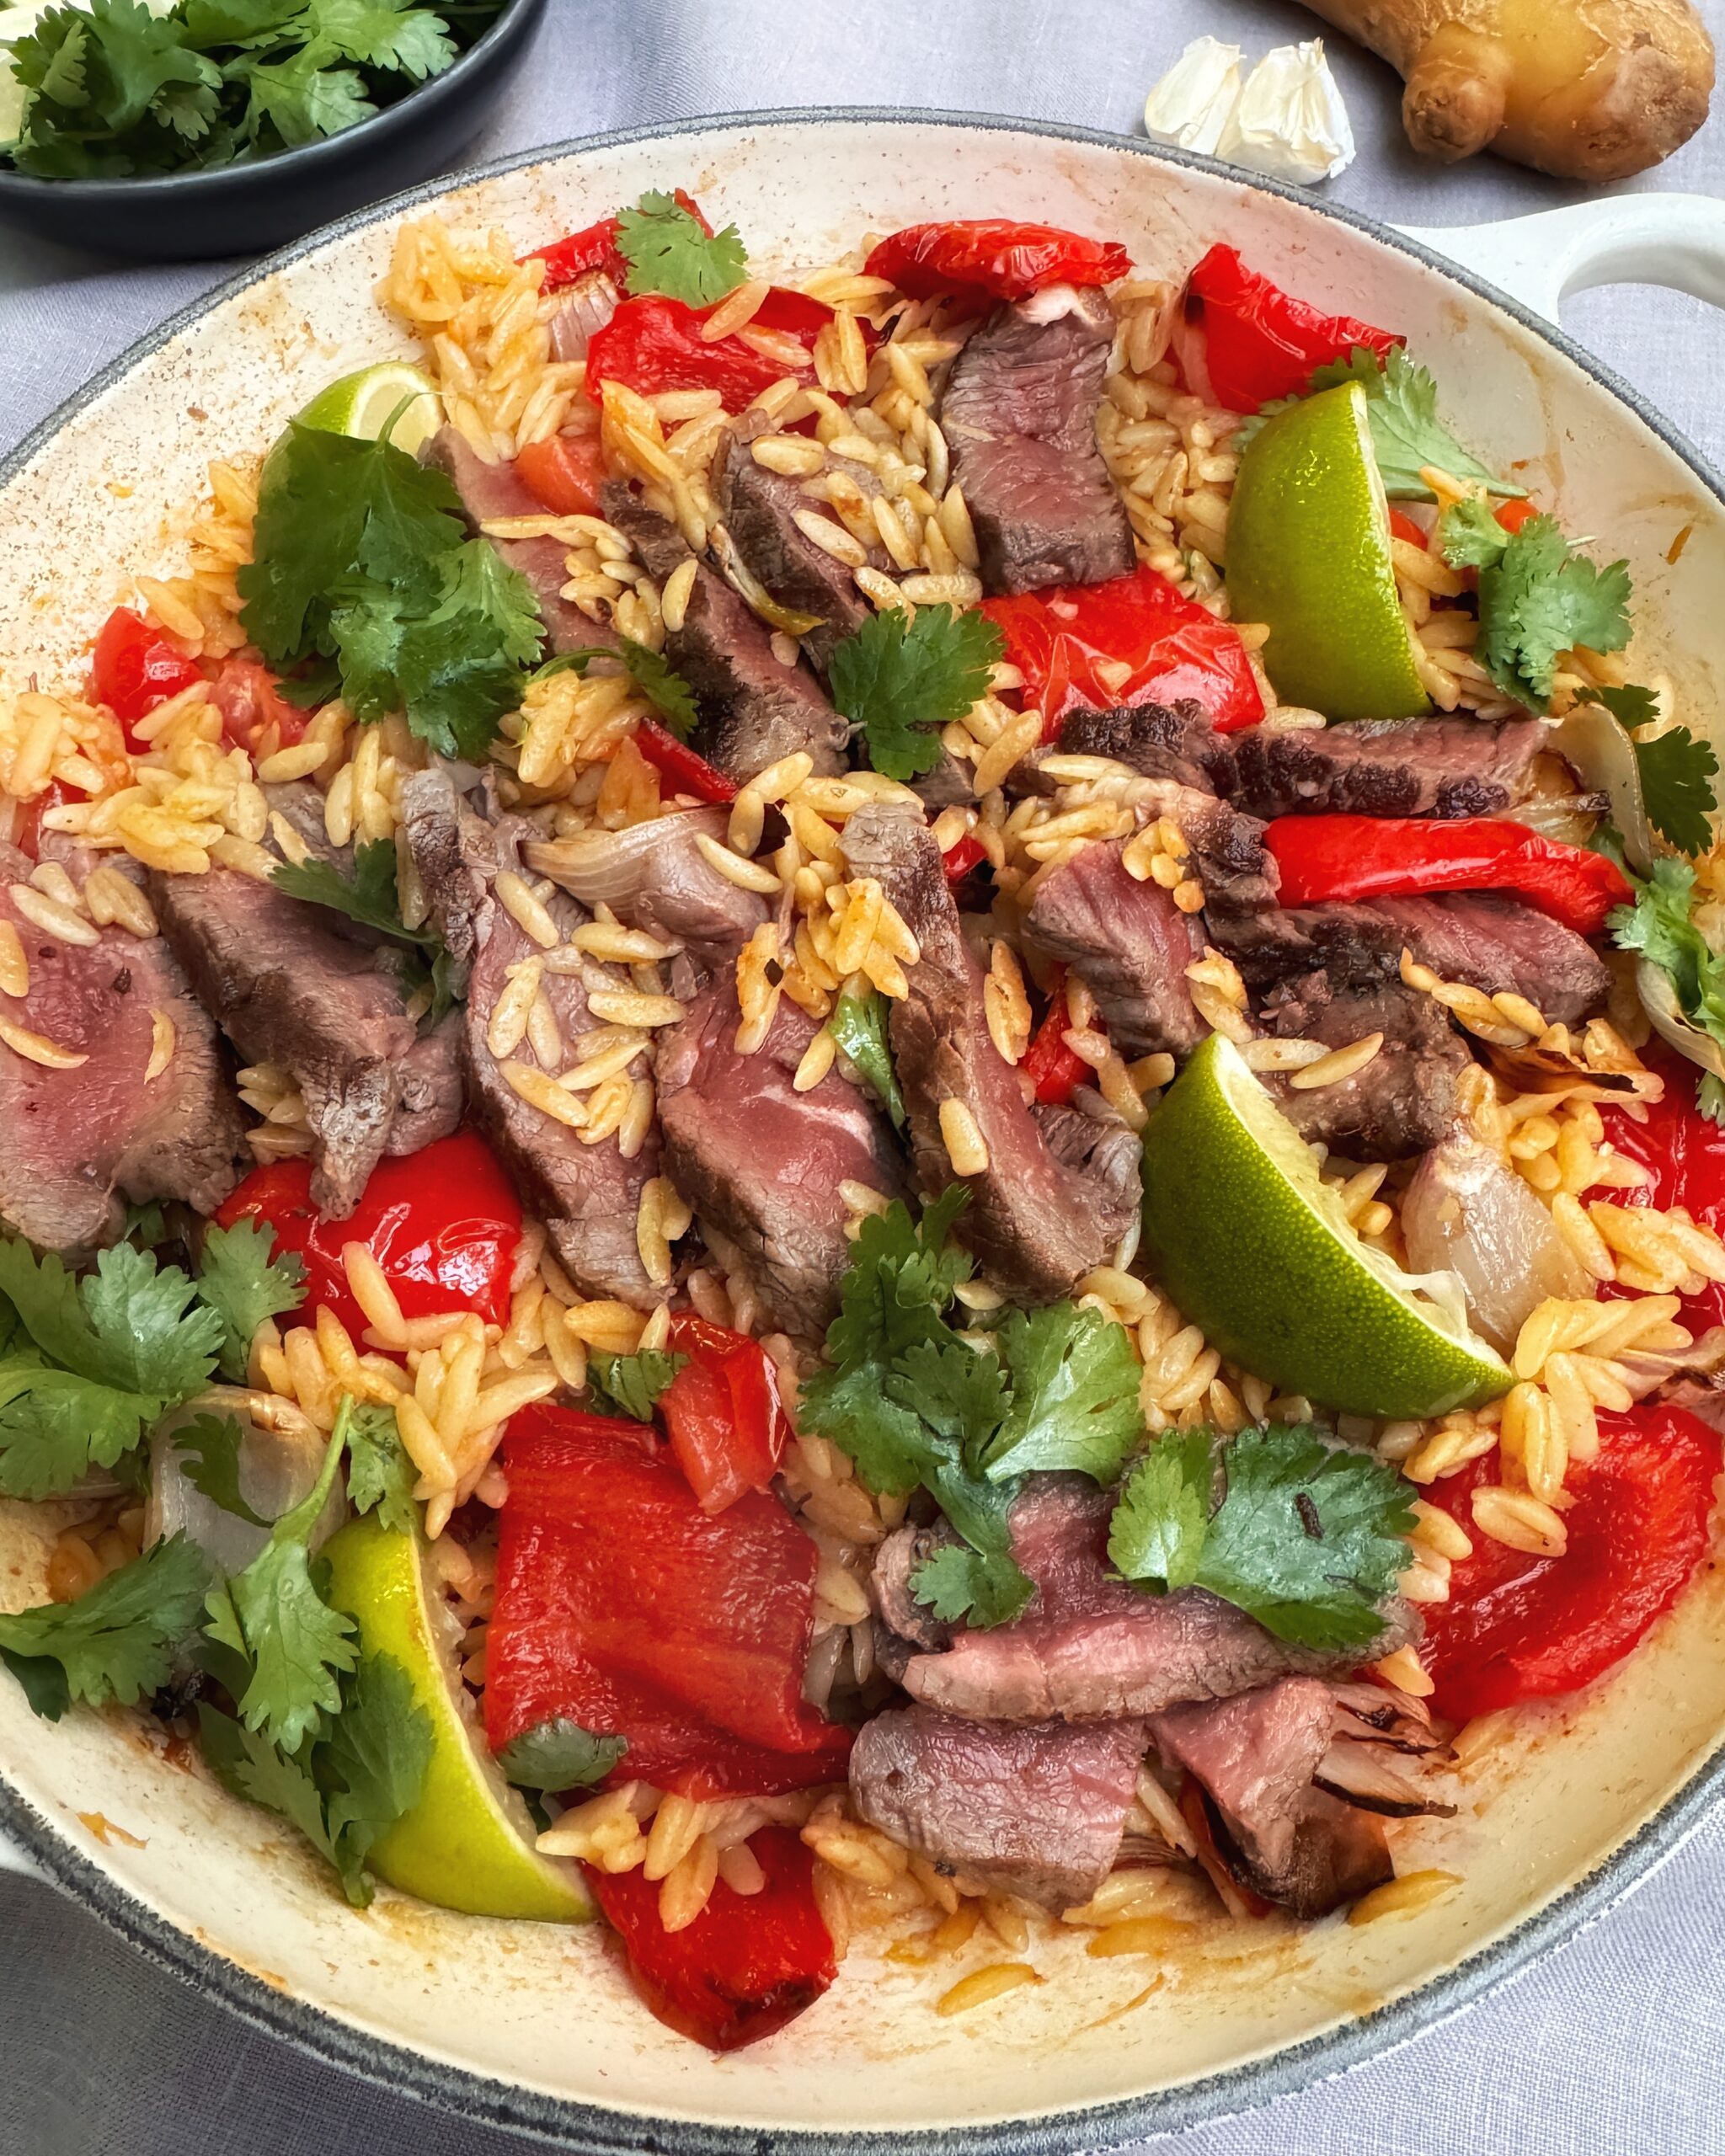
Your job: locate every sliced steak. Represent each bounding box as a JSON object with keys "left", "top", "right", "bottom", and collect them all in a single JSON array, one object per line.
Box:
[
  {"left": 1262, "top": 971, "right": 1471, "bottom": 1161},
  {"left": 939, "top": 291, "right": 1135, "bottom": 595},
  {"left": 715, "top": 408, "right": 873, "bottom": 674},
  {"left": 1226, "top": 716, "right": 1546, "bottom": 821},
  {"left": 1023, "top": 755, "right": 1278, "bottom": 919},
  {"left": 387, "top": 1013, "right": 464, "bottom": 1157},
  {"left": 1151, "top": 1678, "right": 1392, "bottom": 1918},
  {"left": 840, "top": 804, "right": 1136, "bottom": 1302},
  {"left": 903, "top": 1476, "right": 1405, "bottom": 1722},
  {"left": 424, "top": 426, "right": 619, "bottom": 656},
  {"left": 398, "top": 765, "right": 494, "bottom": 977},
  {"left": 602, "top": 481, "right": 848, "bottom": 782},
  {"left": 1024, "top": 839, "right": 1207, "bottom": 1058},
  {"left": 149, "top": 865, "right": 420, "bottom": 1219},
  {"left": 525, "top": 806, "right": 768, "bottom": 968},
  {"left": 655, "top": 980, "right": 907, "bottom": 1337},
  {"left": 1056, "top": 700, "right": 1236, "bottom": 794},
  {"left": 848, "top": 1705, "right": 1147, "bottom": 1911},
  {"left": 0, "top": 849, "right": 242, "bottom": 1250},
  {"left": 870, "top": 1522, "right": 956, "bottom": 1652}
]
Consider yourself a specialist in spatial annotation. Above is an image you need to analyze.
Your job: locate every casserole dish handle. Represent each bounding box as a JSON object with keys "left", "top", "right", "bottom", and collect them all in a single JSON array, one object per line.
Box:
[{"left": 1397, "top": 194, "right": 1725, "bottom": 326}]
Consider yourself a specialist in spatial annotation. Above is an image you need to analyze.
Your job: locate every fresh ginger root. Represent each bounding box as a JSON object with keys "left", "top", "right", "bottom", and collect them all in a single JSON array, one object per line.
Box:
[{"left": 1299, "top": 0, "right": 1714, "bottom": 178}]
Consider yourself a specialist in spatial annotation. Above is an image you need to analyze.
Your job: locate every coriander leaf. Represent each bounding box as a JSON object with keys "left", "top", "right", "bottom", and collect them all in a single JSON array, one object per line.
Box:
[
  {"left": 1468, "top": 513, "right": 1632, "bottom": 711},
  {"left": 0, "top": 1358, "right": 161, "bottom": 1500},
  {"left": 888, "top": 1338, "right": 1008, "bottom": 1470},
  {"left": 389, "top": 539, "right": 545, "bottom": 759},
  {"left": 175, "top": 1411, "right": 270, "bottom": 1529},
  {"left": 616, "top": 189, "right": 748, "bottom": 307},
  {"left": 587, "top": 1349, "right": 688, "bottom": 1423},
  {"left": 342, "top": 1401, "right": 418, "bottom": 1536},
  {"left": 306, "top": 0, "right": 457, "bottom": 82},
  {"left": 272, "top": 835, "right": 414, "bottom": 940},
  {"left": 0, "top": 1237, "right": 220, "bottom": 1401},
  {"left": 829, "top": 605, "right": 1004, "bottom": 783},
  {"left": 1196, "top": 1424, "right": 1416, "bottom": 1652},
  {"left": 1701, "top": 1074, "right": 1725, "bottom": 1125},
  {"left": 180, "top": 3, "right": 304, "bottom": 41},
  {"left": 1632, "top": 724, "right": 1719, "bottom": 857},
  {"left": 911, "top": 1540, "right": 1033, "bottom": 1629},
  {"left": 798, "top": 1363, "right": 941, "bottom": 1496},
  {"left": 1434, "top": 495, "right": 1508, "bottom": 571},
  {"left": 320, "top": 1650, "right": 432, "bottom": 1899},
  {"left": 0, "top": 1534, "right": 213, "bottom": 1718},
  {"left": 238, "top": 48, "right": 372, "bottom": 151},
  {"left": 0, "top": 1648, "right": 72, "bottom": 1722},
  {"left": 197, "top": 1219, "right": 306, "bottom": 1382},
  {"left": 1577, "top": 681, "right": 1660, "bottom": 731},
  {"left": 1108, "top": 1427, "right": 1213, "bottom": 1592},
  {"left": 496, "top": 1716, "right": 627, "bottom": 1791},
  {"left": 618, "top": 635, "right": 699, "bottom": 739},
  {"left": 197, "top": 1700, "right": 343, "bottom": 1875},
  {"left": 829, "top": 991, "right": 905, "bottom": 1129},
  {"left": 983, "top": 1303, "right": 1143, "bottom": 1484},
  {"left": 1611, "top": 857, "right": 1725, "bottom": 1054},
  {"left": 817, "top": 1189, "right": 972, "bottom": 1379},
  {"left": 1308, "top": 346, "right": 1519, "bottom": 504}
]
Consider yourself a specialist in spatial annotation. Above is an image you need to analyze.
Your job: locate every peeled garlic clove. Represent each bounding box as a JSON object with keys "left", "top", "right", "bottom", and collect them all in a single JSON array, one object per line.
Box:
[
  {"left": 1216, "top": 39, "right": 1355, "bottom": 186},
  {"left": 1143, "top": 35, "right": 1244, "bottom": 157}
]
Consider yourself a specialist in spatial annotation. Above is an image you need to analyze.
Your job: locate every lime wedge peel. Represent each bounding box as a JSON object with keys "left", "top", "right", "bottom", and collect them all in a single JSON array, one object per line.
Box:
[
  {"left": 1139, "top": 1035, "right": 1511, "bottom": 1422},
  {"left": 296, "top": 363, "right": 441, "bottom": 457},
  {"left": 321, "top": 1510, "right": 590, "bottom": 1924}
]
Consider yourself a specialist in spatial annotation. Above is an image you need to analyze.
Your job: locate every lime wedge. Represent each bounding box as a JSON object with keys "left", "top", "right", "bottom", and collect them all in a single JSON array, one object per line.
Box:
[
  {"left": 321, "top": 1511, "right": 590, "bottom": 1923},
  {"left": 1227, "top": 381, "right": 1430, "bottom": 722},
  {"left": 1139, "top": 1035, "right": 1510, "bottom": 1419},
  {"left": 296, "top": 363, "right": 441, "bottom": 456}
]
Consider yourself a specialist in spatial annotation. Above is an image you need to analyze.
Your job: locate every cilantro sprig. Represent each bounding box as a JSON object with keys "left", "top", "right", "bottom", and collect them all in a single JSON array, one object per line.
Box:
[
  {"left": 828, "top": 990, "right": 905, "bottom": 1129},
  {"left": 1436, "top": 501, "right": 1631, "bottom": 711},
  {"left": 272, "top": 836, "right": 458, "bottom": 1027},
  {"left": 0, "top": 1534, "right": 213, "bottom": 1721},
  {"left": 1573, "top": 684, "right": 1718, "bottom": 858},
  {"left": 1610, "top": 857, "right": 1725, "bottom": 1120},
  {"left": 615, "top": 190, "right": 748, "bottom": 308},
  {"left": 531, "top": 638, "right": 700, "bottom": 740},
  {"left": 496, "top": 1717, "right": 627, "bottom": 1792},
  {"left": 1263, "top": 345, "right": 1525, "bottom": 504},
  {"left": 829, "top": 605, "right": 1004, "bottom": 783},
  {"left": 195, "top": 1219, "right": 306, "bottom": 1382},
  {"left": 1108, "top": 1422, "right": 1416, "bottom": 1652},
  {"left": 586, "top": 1348, "right": 688, "bottom": 1422}
]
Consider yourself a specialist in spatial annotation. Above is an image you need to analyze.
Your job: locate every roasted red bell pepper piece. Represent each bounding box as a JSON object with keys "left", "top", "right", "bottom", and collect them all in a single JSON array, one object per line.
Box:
[
  {"left": 585, "top": 288, "right": 864, "bottom": 414},
  {"left": 584, "top": 1824, "right": 836, "bottom": 2050},
  {"left": 1264, "top": 814, "right": 1632, "bottom": 937},
  {"left": 982, "top": 562, "right": 1266, "bottom": 738},
  {"left": 1493, "top": 494, "right": 1541, "bottom": 536},
  {"left": 660, "top": 1312, "right": 789, "bottom": 1515},
  {"left": 941, "top": 833, "right": 989, "bottom": 886},
  {"left": 1387, "top": 510, "right": 1428, "bottom": 549},
  {"left": 863, "top": 218, "right": 1131, "bottom": 302},
  {"left": 633, "top": 718, "right": 737, "bottom": 803},
  {"left": 1417, "top": 1404, "right": 1721, "bottom": 1721},
  {"left": 514, "top": 431, "right": 609, "bottom": 517},
  {"left": 526, "top": 189, "right": 710, "bottom": 292},
  {"left": 1019, "top": 967, "right": 1094, "bottom": 1106},
  {"left": 213, "top": 1132, "right": 522, "bottom": 1342},
  {"left": 1177, "top": 245, "right": 1402, "bottom": 414},
  {"left": 208, "top": 654, "right": 307, "bottom": 755},
  {"left": 1600, "top": 1048, "right": 1725, "bottom": 1337},
  {"left": 484, "top": 1406, "right": 852, "bottom": 1799},
  {"left": 89, "top": 606, "right": 206, "bottom": 747}
]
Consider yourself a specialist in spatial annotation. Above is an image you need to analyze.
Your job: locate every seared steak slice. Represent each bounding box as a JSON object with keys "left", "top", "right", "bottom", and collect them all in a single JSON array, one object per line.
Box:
[
  {"left": 149, "top": 865, "right": 419, "bottom": 1219},
  {"left": 1025, "top": 840, "right": 1207, "bottom": 1058},
  {"left": 656, "top": 981, "right": 907, "bottom": 1338},
  {"left": 1227, "top": 716, "right": 1546, "bottom": 821},
  {"left": 715, "top": 408, "right": 873, "bottom": 674},
  {"left": 870, "top": 1522, "right": 956, "bottom": 1652},
  {"left": 387, "top": 1013, "right": 464, "bottom": 1157},
  {"left": 525, "top": 806, "right": 768, "bottom": 968},
  {"left": 602, "top": 482, "right": 848, "bottom": 782},
  {"left": 0, "top": 848, "right": 242, "bottom": 1250},
  {"left": 1151, "top": 1678, "right": 1391, "bottom": 1918},
  {"left": 1056, "top": 700, "right": 1236, "bottom": 793},
  {"left": 849, "top": 1705, "right": 1147, "bottom": 1911},
  {"left": 1262, "top": 971, "right": 1471, "bottom": 1161},
  {"left": 939, "top": 292, "right": 1135, "bottom": 595},
  {"left": 902, "top": 1476, "right": 1404, "bottom": 1721},
  {"left": 398, "top": 765, "right": 493, "bottom": 977},
  {"left": 423, "top": 426, "right": 618, "bottom": 657},
  {"left": 840, "top": 804, "right": 1136, "bottom": 1302}
]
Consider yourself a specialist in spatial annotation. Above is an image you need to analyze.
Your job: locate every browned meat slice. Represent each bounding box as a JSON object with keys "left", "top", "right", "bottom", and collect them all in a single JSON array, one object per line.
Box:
[
  {"left": 840, "top": 803, "right": 1136, "bottom": 1302},
  {"left": 1055, "top": 700, "right": 1236, "bottom": 794},
  {"left": 939, "top": 292, "right": 1135, "bottom": 595},
  {"left": 1024, "top": 839, "right": 1207, "bottom": 1058},
  {"left": 655, "top": 981, "right": 907, "bottom": 1338},
  {"left": 715, "top": 408, "right": 874, "bottom": 674},
  {"left": 397, "top": 765, "right": 494, "bottom": 979},
  {"left": 902, "top": 1477, "right": 1404, "bottom": 1721},
  {"left": 525, "top": 806, "right": 768, "bottom": 968},
  {"left": 387, "top": 1014, "right": 464, "bottom": 1157},
  {"left": 149, "top": 865, "right": 420, "bottom": 1219},
  {"left": 1152, "top": 1679, "right": 1392, "bottom": 1918},
  {"left": 423, "top": 426, "right": 619, "bottom": 656},
  {"left": 848, "top": 1705, "right": 1147, "bottom": 1911},
  {"left": 1226, "top": 716, "right": 1546, "bottom": 821},
  {"left": 1034, "top": 1102, "right": 1143, "bottom": 1214},
  {"left": 409, "top": 799, "right": 660, "bottom": 1308},
  {"left": 1261, "top": 971, "right": 1471, "bottom": 1161},
  {"left": 869, "top": 1522, "right": 956, "bottom": 1652},
  {"left": 0, "top": 848, "right": 242, "bottom": 1250},
  {"left": 601, "top": 480, "right": 848, "bottom": 782}
]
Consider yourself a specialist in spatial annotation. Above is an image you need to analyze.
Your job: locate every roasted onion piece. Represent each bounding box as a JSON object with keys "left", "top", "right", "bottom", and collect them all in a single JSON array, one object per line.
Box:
[
  {"left": 145, "top": 1388, "right": 344, "bottom": 1577},
  {"left": 1402, "top": 1133, "right": 1589, "bottom": 1351}
]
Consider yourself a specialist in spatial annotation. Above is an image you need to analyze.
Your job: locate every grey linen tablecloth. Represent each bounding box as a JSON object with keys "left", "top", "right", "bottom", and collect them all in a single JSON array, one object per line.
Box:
[{"left": 3, "top": 1, "right": 1724, "bottom": 2149}]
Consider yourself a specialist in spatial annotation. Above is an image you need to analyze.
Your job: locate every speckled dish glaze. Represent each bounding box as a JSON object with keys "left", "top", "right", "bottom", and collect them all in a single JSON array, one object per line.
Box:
[{"left": 3, "top": 111, "right": 1725, "bottom": 2154}]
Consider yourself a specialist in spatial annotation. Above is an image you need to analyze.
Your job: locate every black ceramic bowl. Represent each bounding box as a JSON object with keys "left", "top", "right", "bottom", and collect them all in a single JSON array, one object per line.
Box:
[{"left": 0, "top": 0, "right": 547, "bottom": 261}]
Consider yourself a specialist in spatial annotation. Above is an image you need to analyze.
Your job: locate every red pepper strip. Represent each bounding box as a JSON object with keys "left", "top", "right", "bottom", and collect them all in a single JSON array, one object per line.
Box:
[
  {"left": 862, "top": 218, "right": 1131, "bottom": 302},
  {"left": 585, "top": 288, "right": 869, "bottom": 414},
  {"left": 1387, "top": 509, "right": 1428, "bottom": 549},
  {"left": 633, "top": 718, "right": 737, "bottom": 803},
  {"left": 1264, "top": 814, "right": 1632, "bottom": 937},
  {"left": 514, "top": 432, "right": 609, "bottom": 517},
  {"left": 484, "top": 1407, "right": 852, "bottom": 1799},
  {"left": 941, "top": 833, "right": 988, "bottom": 886},
  {"left": 214, "top": 1134, "right": 522, "bottom": 1341},
  {"left": 660, "top": 1311, "right": 789, "bottom": 1515},
  {"left": 207, "top": 654, "right": 307, "bottom": 755},
  {"left": 982, "top": 562, "right": 1265, "bottom": 739},
  {"left": 584, "top": 1824, "right": 836, "bottom": 2051},
  {"left": 1416, "top": 1404, "right": 1721, "bottom": 1722},
  {"left": 1179, "top": 244, "right": 1402, "bottom": 414},
  {"left": 1018, "top": 967, "right": 1092, "bottom": 1106},
  {"left": 1494, "top": 494, "right": 1540, "bottom": 535},
  {"left": 89, "top": 606, "right": 206, "bottom": 748},
  {"left": 525, "top": 189, "right": 709, "bottom": 292},
  {"left": 1600, "top": 1047, "right": 1725, "bottom": 1337}
]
